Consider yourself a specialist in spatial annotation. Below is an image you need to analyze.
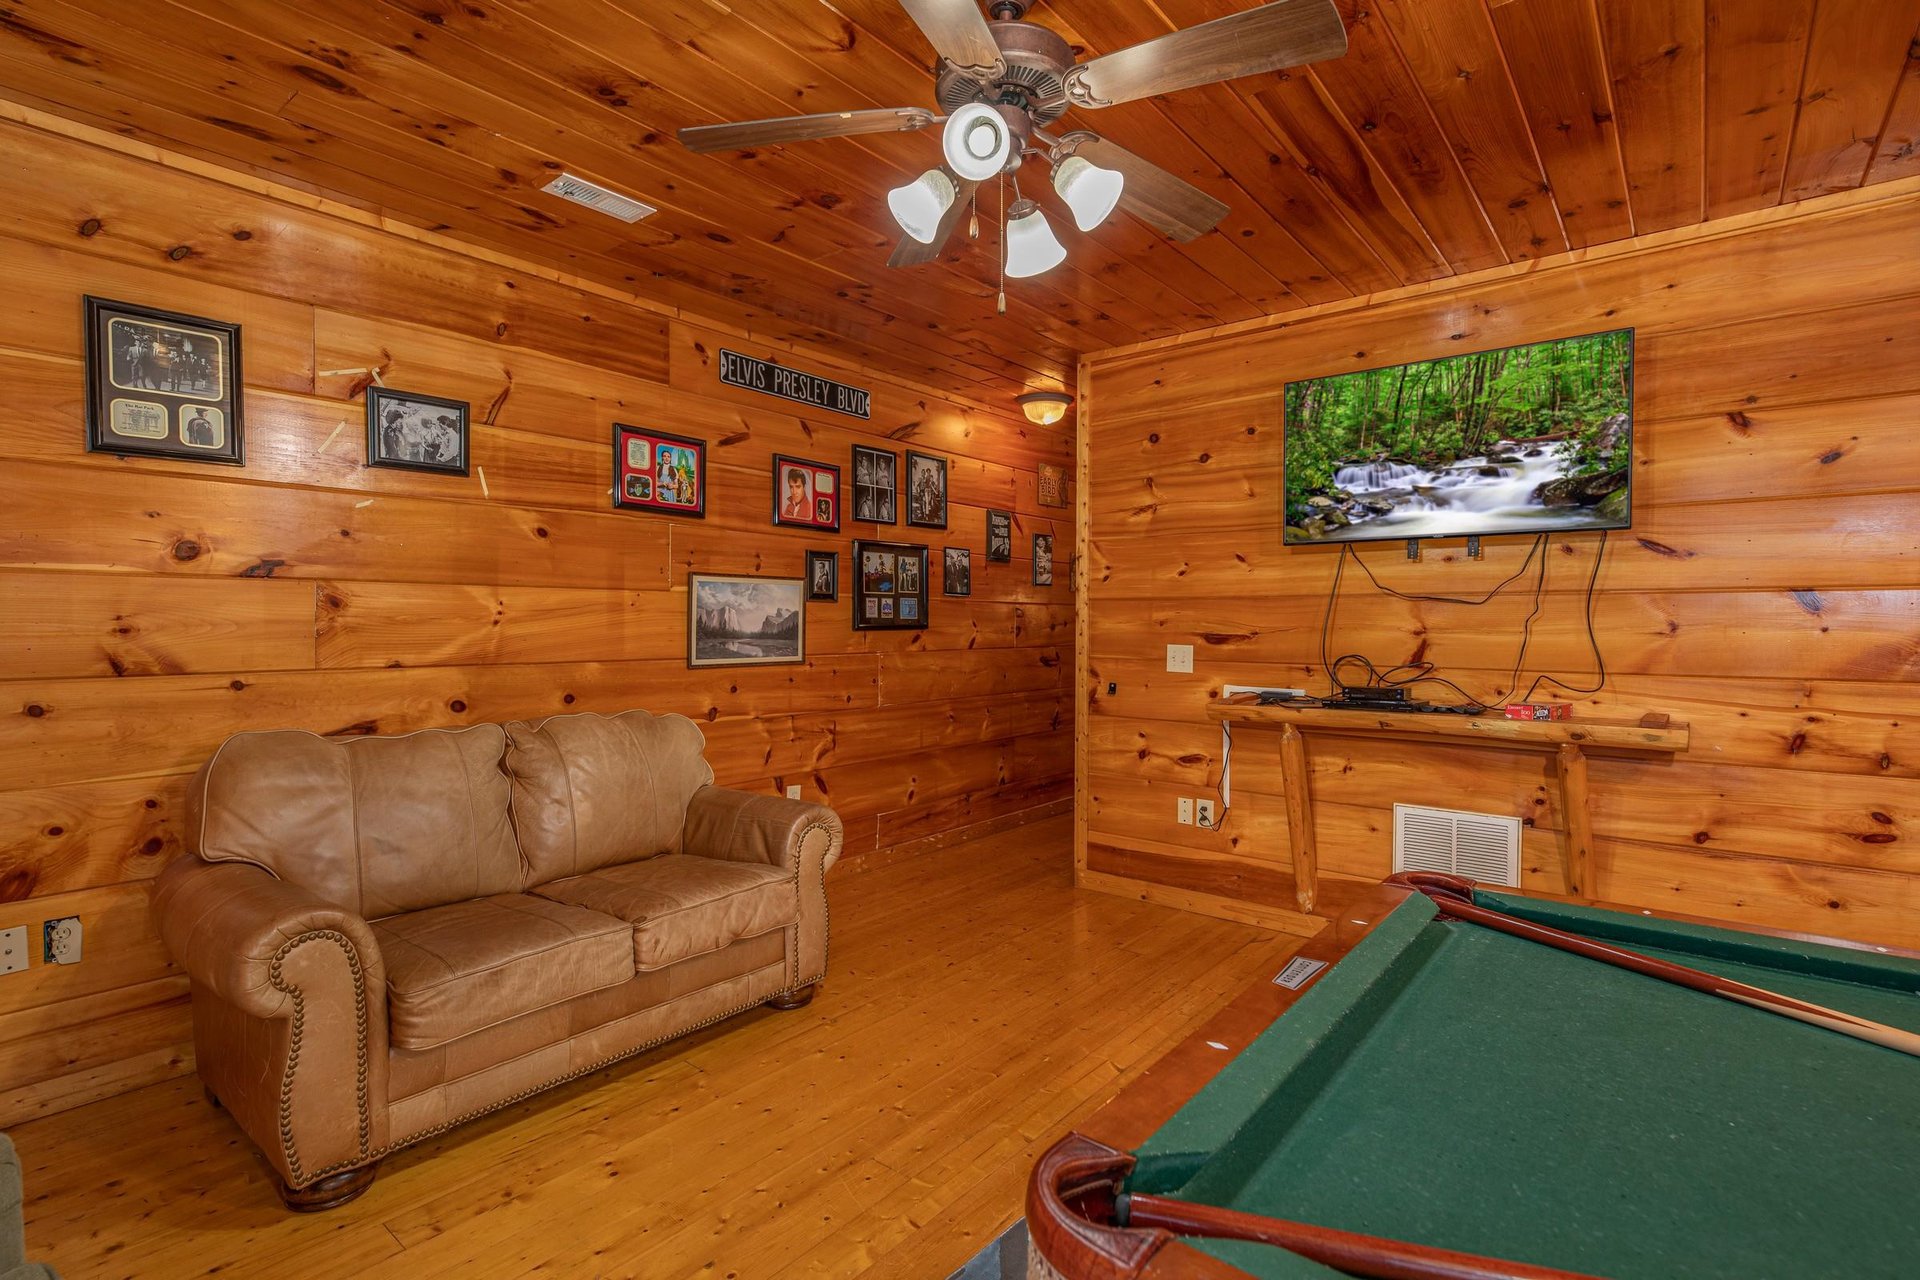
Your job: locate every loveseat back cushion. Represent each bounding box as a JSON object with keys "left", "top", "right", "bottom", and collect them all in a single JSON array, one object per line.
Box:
[
  {"left": 372, "top": 894, "right": 634, "bottom": 1050},
  {"left": 532, "top": 854, "right": 798, "bottom": 972},
  {"left": 190, "top": 724, "right": 524, "bottom": 919},
  {"left": 504, "top": 711, "right": 715, "bottom": 887}
]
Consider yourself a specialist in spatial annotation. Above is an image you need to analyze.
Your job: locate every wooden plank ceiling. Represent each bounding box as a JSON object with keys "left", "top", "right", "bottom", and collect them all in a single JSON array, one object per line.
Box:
[{"left": 1, "top": 0, "right": 1916, "bottom": 402}]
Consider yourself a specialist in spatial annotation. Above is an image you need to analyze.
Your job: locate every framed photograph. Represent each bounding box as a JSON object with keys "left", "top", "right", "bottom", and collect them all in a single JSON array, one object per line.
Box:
[
  {"left": 1033, "top": 533, "right": 1055, "bottom": 586},
  {"left": 773, "top": 454, "right": 841, "bottom": 531},
  {"left": 905, "top": 450, "right": 948, "bottom": 529},
  {"left": 943, "top": 547, "right": 972, "bottom": 597},
  {"left": 806, "top": 550, "right": 838, "bottom": 602},
  {"left": 853, "top": 539, "right": 930, "bottom": 632},
  {"left": 987, "top": 509, "right": 1013, "bottom": 563},
  {"left": 688, "top": 574, "right": 804, "bottom": 668},
  {"left": 84, "top": 296, "right": 244, "bottom": 465},
  {"left": 367, "top": 386, "right": 469, "bottom": 475},
  {"left": 1037, "top": 462, "right": 1070, "bottom": 509},
  {"left": 615, "top": 425, "right": 706, "bottom": 517},
  {"left": 851, "top": 444, "right": 897, "bottom": 524}
]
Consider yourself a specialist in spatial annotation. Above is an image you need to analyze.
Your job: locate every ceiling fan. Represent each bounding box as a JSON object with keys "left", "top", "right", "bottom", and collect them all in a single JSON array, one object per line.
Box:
[{"left": 677, "top": 0, "right": 1347, "bottom": 283}]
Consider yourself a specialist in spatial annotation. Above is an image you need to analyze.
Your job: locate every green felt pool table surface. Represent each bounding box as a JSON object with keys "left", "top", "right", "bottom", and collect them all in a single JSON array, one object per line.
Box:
[{"left": 1061, "top": 885, "right": 1920, "bottom": 1280}]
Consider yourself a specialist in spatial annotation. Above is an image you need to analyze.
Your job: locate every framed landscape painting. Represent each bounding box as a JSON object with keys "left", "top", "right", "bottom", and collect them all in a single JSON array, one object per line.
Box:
[{"left": 687, "top": 574, "right": 805, "bottom": 668}]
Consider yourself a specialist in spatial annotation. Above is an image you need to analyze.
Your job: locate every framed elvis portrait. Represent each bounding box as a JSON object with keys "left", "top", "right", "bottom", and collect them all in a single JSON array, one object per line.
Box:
[
  {"left": 905, "top": 450, "right": 947, "bottom": 529},
  {"left": 806, "top": 549, "right": 838, "bottom": 602},
  {"left": 851, "top": 444, "right": 897, "bottom": 524},
  {"left": 773, "top": 454, "right": 841, "bottom": 532},
  {"left": 1033, "top": 533, "right": 1055, "bottom": 586},
  {"left": 84, "top": 296, "right": 244, "bottom": 465},
  {"left": 853, "top": 539, "right": 929, "bottom": 631},
  {"left": 614, "top": 425, "right": 706, "bottom": 517}
]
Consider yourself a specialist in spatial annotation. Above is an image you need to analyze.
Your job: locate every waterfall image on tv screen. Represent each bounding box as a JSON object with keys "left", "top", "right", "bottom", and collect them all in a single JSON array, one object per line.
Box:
[{"left": 1282, "top": 328, "right": 1633, "bottom": 545}]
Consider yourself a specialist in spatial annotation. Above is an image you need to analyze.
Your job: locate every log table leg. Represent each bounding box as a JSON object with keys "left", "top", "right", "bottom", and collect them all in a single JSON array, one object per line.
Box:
[
  {"left": 1555, "top": 743, "right": 1594, "bottom": 897},
  {"left": 1278, "top": 725, "right": 1318, "bottom": 914}
]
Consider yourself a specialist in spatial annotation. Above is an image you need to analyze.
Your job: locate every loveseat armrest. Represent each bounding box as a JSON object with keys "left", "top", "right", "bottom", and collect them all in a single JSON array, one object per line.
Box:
[
  {"left": 683, "top": 787, "right": 843, "bottom": 876},
  {"left": 152, "top": 858, "right": 385, "bottom": 1019}
]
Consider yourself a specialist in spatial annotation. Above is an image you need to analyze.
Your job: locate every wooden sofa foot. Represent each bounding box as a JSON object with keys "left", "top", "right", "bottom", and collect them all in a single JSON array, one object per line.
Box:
[
  {"left": 276, "top": 1163, "right": 378, "bottom": 1212},
  {"left": 765, "top": 984, "right": 816, "bottom": 1011}
]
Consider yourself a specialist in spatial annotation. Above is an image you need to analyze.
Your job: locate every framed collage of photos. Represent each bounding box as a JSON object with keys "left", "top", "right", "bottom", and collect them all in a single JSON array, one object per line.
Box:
[
  {"left": 84, "top": 296, "right": 244, "bottom": 465},
  {"left": 615, "top": 425, "right": 706, "bottom": 517},
  {"left": 905, "top": 450, "right": 947, "bottom": 529},
  {"left": 367, "top": 386, "right": 469, "bottom": 476},
  {"left": 851, "top": 444, "right": 897, "bottom": 524},
  {"left": 853, "top": 540, "right": 929, "bottom": 631},
  {"left": 773, "top": 454, "right": 841, "bottom": 531}
]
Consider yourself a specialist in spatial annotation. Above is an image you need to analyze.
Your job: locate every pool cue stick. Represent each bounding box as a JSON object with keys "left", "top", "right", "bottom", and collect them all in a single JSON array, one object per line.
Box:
[
  {"left": 1401, "top": 877, "right": 1920, "bottom": 1060},
  {"left": 1123, "top": 1193, "right": 1606, "bottom": 1280}
]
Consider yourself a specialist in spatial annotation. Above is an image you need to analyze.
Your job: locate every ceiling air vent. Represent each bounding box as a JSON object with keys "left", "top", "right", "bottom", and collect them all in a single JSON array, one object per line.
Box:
[
  {"left": 541, "top": 172, "right": 656, "bottom": 223},
  {"left": 1392, "top": 804, "right": 1521, "bottom": 887}
]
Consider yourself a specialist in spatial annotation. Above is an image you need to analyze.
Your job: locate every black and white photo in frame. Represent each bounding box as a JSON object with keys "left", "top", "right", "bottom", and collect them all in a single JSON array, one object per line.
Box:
[
  {"left": 688, "top": 574, "right": 805, "bottom": 668},
  {"left": 943, "top": 547, "right": 972, "bottom": 597},
  {"left": 1033, "top": 533, "right": 1054, "bottom": 586},
  {"left": 851, "top": 444, "right": 897, "bottom": 524},
  {"left": 84, "top": 296, "right": 245, "bottom": 465},
  {"left": 367, "top": 386, "right": 471, "bottom": 476},
  {"left": 987, "top": 509, "right": 1013, "bottom": 563},
  {"left": 806, "top": 550, "right": 838, "bottom": 602},
  {"left": 905, "top": 450, "right": 947, "bottom": 529}
]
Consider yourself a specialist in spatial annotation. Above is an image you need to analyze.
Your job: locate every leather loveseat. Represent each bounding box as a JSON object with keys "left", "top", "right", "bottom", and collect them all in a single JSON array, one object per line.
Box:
[{"left": 151, "top": 710, "right": 841, "bottom": 1210}]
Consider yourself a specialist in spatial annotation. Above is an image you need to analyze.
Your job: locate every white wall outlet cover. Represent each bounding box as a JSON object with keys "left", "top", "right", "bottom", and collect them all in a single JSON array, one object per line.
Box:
[
  {"left": 0, "top": 926, "right": 25, "bottom": 976},
  {"left": 1176, "top": 797, "right": 1195, "bottom": 825},
  {"left": 43, "top": 916, "right": 80, "bottom": 965},
  {"left": 1196, "top": 799, "right": 1217, "bottom": 827},
  {"left": 1166, "top": 644, "right": 1194, "bottom": 674},
  {"left": 785, "top": 784, "right": 803, "bottom": 800}
]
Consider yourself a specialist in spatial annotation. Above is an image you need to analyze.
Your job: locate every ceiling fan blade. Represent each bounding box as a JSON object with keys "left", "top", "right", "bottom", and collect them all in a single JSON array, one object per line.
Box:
[
  {"left": 889, "top": 174, "right": 980, "bottom": 267},
  {"left": 897, "top": 0, "right": 1006, "bottom": 80},
  {"left": 678, "top": 107, "right": 936, "bottom": 153},
  {"left": 1056, "top": 133, "right": 1228, "bottom": 242},
  {"left": 1062, "top": 0, "right": 1348, "bottom": 109}
]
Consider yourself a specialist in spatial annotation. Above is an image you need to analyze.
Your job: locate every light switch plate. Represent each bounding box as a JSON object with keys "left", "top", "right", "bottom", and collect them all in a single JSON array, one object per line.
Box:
[
  {"left": 785, "top": 784, "right": 803, "bottom": 800},
  {"left": 1166, "top": 644, "right": 1194, "bottom": 674},
  {"left": 1176, "top": 797, "right": 1195, "bottom": 825},
  {"left": 0, "top": 927, "right": 25, "bottom": 976}
]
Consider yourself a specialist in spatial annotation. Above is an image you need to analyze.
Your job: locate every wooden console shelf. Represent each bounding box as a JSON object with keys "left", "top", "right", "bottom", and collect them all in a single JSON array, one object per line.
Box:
[{"left": 1206, "top": 698, "right": 1691, "bottom": 912}]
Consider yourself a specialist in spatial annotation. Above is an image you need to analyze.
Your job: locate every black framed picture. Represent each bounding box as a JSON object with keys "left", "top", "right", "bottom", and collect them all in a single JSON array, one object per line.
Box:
[
  {"left": 773, "top": 454, "right": 841, "bottom": 531},
  {"left": 1033, "top": 533, "right": 1055, "bottom": 586},
  {"left": 852, "top": 444, "right": 897, "bottom": 524},
  {"left": 806, "top": 550, "right": 838, "bottom": 602},
  {"left": 987, "top": 509, "right": 1013, "bottom": 562},
  {"left": 853, "top": 539, "right": 930, "bottom": 631},
  {"left": 614, "top": 425, "right": 707, "bottom": 517},
  {"left": 84, "top": 296, "right": 244, "bottom": 465},
  {"left": 688, "top": 574, "right": 805, "bottom": 668},
  {"left": 367, "top": 386, "right": 470, "bottom": 475},
  {"left": 943, "top": 547, "right": 972, "bottom": 597},
  {"left": 906, "top": 450, "right": 947, "bottom": 529}
]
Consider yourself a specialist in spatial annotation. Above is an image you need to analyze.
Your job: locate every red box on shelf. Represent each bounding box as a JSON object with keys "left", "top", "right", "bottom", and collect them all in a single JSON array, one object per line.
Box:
[{"left": 1503, "top": 702, "right": 1571, "bottom": 721}]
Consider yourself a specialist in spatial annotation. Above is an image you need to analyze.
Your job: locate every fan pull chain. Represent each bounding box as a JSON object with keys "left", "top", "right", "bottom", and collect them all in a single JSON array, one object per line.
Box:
[
  {"left": 969, "top": 190, "right": 980, "bottom": 240},
  {"left": 997, "top": 171, "right": 1007, "bottom": 315}
]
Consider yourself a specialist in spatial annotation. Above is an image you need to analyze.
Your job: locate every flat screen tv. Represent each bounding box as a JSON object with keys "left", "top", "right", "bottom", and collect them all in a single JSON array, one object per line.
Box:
[{"left": 1282, "top": 328, "right": 1633, "bottom": 545}]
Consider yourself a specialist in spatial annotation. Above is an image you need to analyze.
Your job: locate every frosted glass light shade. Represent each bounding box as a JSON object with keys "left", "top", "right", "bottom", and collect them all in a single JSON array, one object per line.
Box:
[
  {"left": 943, "top": 103, "right": 1011, "bottom": 181},
  {"left": 1004, "top": 201, "right": 1066, "bottom": 279},
  {"left": 1052, "top": 156, "right": 1124, "bottom": 232},
  {"left": 888, "top": 169, "right": 957, "bottom": 244}
]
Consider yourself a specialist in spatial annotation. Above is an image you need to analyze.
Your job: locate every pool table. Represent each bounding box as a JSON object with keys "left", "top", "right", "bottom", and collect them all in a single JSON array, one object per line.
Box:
[{"left": 1028, "top": 875, "right": 1920, "bottom": 1280}]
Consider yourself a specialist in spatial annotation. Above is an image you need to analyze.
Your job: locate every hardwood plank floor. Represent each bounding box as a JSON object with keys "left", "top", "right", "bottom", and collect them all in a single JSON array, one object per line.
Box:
[{"left": 11, "top": 814, "right": 1302, "bottom": 1279}]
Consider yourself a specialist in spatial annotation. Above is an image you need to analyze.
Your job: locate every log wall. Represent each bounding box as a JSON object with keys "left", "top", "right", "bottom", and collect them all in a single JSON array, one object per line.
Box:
[
  {"left": 1077, "top": 181, "right": 1920, "bottom": 945},
  {"left": 0, "top": 109, "right": 1072, "bottom": 1124}
]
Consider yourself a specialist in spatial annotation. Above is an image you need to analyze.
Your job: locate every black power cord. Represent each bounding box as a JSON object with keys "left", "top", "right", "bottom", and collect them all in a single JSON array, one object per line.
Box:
[{"left": 1520, "top": 529, "right": 1609, "bottom": 703}]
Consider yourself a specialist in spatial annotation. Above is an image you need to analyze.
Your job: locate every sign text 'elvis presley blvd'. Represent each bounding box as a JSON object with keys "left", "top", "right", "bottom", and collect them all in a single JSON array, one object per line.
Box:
[{"left": 718, "top": 349, "right": 872, "bottom": 420}]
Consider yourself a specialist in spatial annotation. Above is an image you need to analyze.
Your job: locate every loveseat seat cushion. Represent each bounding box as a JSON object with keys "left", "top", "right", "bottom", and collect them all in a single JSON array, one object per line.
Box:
[
  {"left": 191, "top": 723, "right": 524, "bottom": 919},
  {"left": 372, "top": 894, "right": 635, "bottom": 1050},
  {"left": 504, "top": 711, "right": 715, "bottom": 887},
  {"left": 531, "top": 855, "right": 798, "bottom": 972}
]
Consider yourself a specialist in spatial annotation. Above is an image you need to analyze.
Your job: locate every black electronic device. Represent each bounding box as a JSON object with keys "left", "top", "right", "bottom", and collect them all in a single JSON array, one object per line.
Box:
[{"left": 1335, "top": 685, "right": 1407, "bottom": 706}]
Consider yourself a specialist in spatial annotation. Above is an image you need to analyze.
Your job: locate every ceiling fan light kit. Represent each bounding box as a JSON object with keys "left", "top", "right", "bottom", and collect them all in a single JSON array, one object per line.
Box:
[
  {"left": 888, "top": 169, "right": 959, "bottom": 244},
  {"left": 1051, "top": 155, "right": 1125, "bottom": 232},
  {"left": 676, "top": 0, "right": 1349, "bottom": 292},
  {"left": 1004, "top": 199, "right": 1067, "bottom": 279}
]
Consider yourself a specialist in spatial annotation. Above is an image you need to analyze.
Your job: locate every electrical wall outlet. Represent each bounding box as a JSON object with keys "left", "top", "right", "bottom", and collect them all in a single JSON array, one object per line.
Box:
[
  {"left": 1221, "top": 684, "right": 1307, "bottom": 701},
  {"left": 1166, "top": 644, "right": 1194, "bottom": 674},
  {"left": 1176, "top": 797, "right": 1195, "bottom": 825},
  {"left": 0, "top": 927, "right": 26, "bottom": 976},
  {"left": 43, "top": 916, "right": 80, "bottom": 965},
  {"left": 1196, "top": 799, "right": 1217, "bottom": 828},
  {"left": 785, "top": 784, "right": 803, "bottom": 800}
]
